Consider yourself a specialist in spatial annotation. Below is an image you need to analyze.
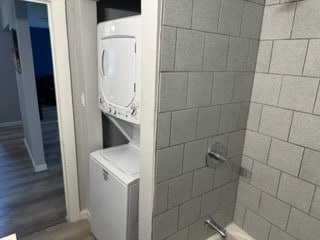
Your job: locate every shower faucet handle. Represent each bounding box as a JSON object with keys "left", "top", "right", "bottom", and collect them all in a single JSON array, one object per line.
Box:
[{"left": 207, "top": 142, "right": 230, "bottom": 169}]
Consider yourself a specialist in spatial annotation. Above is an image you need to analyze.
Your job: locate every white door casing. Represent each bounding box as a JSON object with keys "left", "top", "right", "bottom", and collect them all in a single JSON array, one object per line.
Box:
[{"left": 21, "top": 0, "right": 81, "bottom": 222}]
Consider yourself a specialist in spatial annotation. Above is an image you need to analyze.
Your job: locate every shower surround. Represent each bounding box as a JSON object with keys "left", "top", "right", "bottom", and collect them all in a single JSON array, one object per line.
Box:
[
  {"left": 152, "top": 0, "right": 320, "bottom": 239},
  {"left": 153, "top": 0, "right": 264, "bottom": 239},
  {"left": 235, "top": 1, "right": 320, "bottom": 240}
]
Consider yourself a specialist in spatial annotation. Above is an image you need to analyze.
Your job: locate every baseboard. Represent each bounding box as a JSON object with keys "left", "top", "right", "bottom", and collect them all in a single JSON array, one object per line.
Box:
[
  {"left": 34, "top": 163, "right": 48, "bottom": 172},
  {"left": 23, "top": 138, "right": 48, "bottom": 172},
  {"left": 0, "top": 121, "right": 22, "bottom": 128},
  {"left": 80, "top": 209, "right": 91, "bottom": 222}
]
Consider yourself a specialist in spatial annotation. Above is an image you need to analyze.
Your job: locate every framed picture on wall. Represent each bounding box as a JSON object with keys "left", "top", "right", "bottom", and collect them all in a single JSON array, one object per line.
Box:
[{"left": 11, "top": 29, "right": 21, "bottom": 74}]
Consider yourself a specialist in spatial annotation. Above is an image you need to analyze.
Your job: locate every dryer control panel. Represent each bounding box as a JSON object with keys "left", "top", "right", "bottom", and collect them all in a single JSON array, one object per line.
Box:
[{"left": 98, "top": 16, "right": 141, "bottom": 125}]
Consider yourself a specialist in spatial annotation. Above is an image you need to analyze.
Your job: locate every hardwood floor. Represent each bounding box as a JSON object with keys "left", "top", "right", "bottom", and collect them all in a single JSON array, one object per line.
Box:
[
  {"left": 0, "top": 106, "right": 66, "bottom": 238},
  {"left": 20, "top": 220, "right": 95, "bottom": 240}
]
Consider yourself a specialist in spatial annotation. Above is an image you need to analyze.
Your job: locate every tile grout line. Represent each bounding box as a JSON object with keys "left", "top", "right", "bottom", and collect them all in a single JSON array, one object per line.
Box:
[
  {"left": 267, "top": 40, "right": 274, "bottom": 73},
  {"left": 301, "top": 39, "right": 310, "bottom": 76},
  {"left": 308, "top": 183, "right": 317, "bottom": 215},
  {"left": 289, "top": 2, "right": 298, "bottom": 39},
  {"left": 312, "top": 79, "right": 320, "bottom": 114}
]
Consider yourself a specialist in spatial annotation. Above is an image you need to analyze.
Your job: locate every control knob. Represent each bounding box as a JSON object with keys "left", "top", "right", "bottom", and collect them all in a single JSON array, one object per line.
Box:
[{"left": 130, "top": 106, "right": 137, "bottom": 116}]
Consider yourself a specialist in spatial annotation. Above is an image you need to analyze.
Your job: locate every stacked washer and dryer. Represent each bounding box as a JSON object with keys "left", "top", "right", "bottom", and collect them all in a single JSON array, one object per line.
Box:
[{"left": 90, "top": 16, "right": 141, "bottom": 240}]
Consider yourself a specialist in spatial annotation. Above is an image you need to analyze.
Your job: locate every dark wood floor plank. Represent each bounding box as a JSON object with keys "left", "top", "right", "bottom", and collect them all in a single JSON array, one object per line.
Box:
[
  {"left": 20, "top": 220, "right": 95, "bottom": 240},
  {"left": 0, "top": 106, "right": 66, "bottom": 238}
]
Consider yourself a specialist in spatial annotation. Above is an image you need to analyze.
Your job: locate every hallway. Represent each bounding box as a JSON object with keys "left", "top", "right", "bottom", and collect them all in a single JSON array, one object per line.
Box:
[{"left": 0, "top": 106, "right": 66, "bottom": 238}]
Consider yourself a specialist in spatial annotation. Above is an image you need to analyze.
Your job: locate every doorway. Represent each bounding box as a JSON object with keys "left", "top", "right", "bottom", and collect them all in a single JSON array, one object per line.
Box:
[
  {"left": 24, "top": 0, "right": 81, "bottom": 223},
  {"left": 0, "top": 0, "right": 80, "bottom": 236},
  {"left": 0, "top": 0, "right": 78, "bottom": 237}
]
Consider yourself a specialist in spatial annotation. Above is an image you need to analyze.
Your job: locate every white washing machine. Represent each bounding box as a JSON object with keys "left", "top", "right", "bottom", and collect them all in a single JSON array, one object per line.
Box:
[
  {"left": 90, "top": 144, "right": 140, "bottom": 240},
  {"left": 91, "top": 15, "right": 141, "bottom": 240}
]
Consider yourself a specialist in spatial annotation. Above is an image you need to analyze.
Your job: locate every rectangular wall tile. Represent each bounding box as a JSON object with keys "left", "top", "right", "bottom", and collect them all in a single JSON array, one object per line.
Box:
[
  {"left": 228, "top": 130, "right": 246, "bottom": 158},
  {"left": 237, "top": 180, "right": 262, "bottom": 213},
  {"left": 200, "top": 188, "right": 221, "bottom": 217},
  {"left": 269, "top": 226, "right": 296, "bottom": 240},
  {"left": 247, "top": 103, "right": 262, "bottom": 131},
  {"left": 196, "top": 106, "right": 221, "bottom": 139},
  {"left": 153, "top": 207, "right": 179, "bottom": 240},
  {"left": 192, "top": 0, "right": 220, "bottom": 32},
  {"left": 259, "top": 106, "right": 293, "bottom": 141},
  {"left": 243, "top": 131, "right": 271, "bottom": 163},
  {"left": 157, "top": 112, "right": 171, "bottom": 149},
  {"left": 234, "top": 203, "right": 246, "bottom": 227},
  {"left": 159, "top": 73, "right": 188, "bottom": 112},
  {"left": 168, "top": 173, "right": 193, "bottom": 208},
  {"left": 233, "top": 72, "right": 254, "bottom": 103},
  {"left": 192, "top": 167, "right": 214, "bottom": 197},
  {"left": 270, "top": 40, "right": 308, "bottom": 75},
  {"left": 189, "top": 217, "right": 215, "bottom": 240},
  {"left": 260, "top": 3, "right": 295, "bottom": 40},
  {"left": 292, "top": 0, "right": 320, "bottom": 38},
  {"left": 213, "top": 163, "right": 232, "bottom": 188},
  {"left": 163, "top": 0, "right": 192, "bottom": 28},
  {"left": 259, "top": 193, "right": 290, "bottom": 230},
  {"left": 287, "top": 208, "right": 320, "bottom": 240},
  {"left": 219, "top": 104, "right": 240, "bottom": 134},
  {"left": 278, "top": 76, "right": 319, "bottom": 113},
  {"left": 278, "top": 173, "right": 315, "bottom": 212},
  {"left": 265, "top": 0, "right": 280, "bottom": 5},
  {"left": 203, "top": 33, "right": 229, "bottom": 71},
  {"left": 186, "top": 72, "right": 213, "bottom": 108},
  {"left": 183, "top": 139, "right": 207, "bottom": 173},
  {"left": 299, "top": 149, "right": 320, "bottom": 186},
  {"left": 241, "top": 1, "right": 264, "bottom": 39},
  {"left": 238, "top": 103, "right": 250, "bottom": 130},
  {"left": 226, "top": 203, "right": 236, "bottom": 225},
  {"left": 178, "top": 197, "right": 201, "bottom": 229},
  {"left": 268, "top": 139, "right": 303, "bottom": 176},
  {"left": 156, "top": 145, "right": 183, "bottom": 183},
  {"left": 251, "top": 161, "right": 280, "bottom": 196},
  {"left": 208, "top": 134, "right": 228, "bottom": 150},
  {"left": 170, "top": 109, "right": 197, "bottom": 145},
  {"left": 154, "top": 182, "right": 168, "bottom": 216},
  {"left": 310, "top": 187, "right": 320, "bottom": 220},
  {"left": 247, "top": 40, "right": 259, "bottom": 72},
  {"left": 167, "top": 228, "right": 188, "bottom": 240},
  {"left": 175, "top": 29, "right": 205, "bottom": 71},
  {"left": 240, "top": 156, "right": 253, "bottom": 183},
  {"left": 251, "top": 73, "right": 282, "bottom": 106},
  {"left": 289, "top": 112, "right": 320, "bottom": 151},
  {"left": 212, "top": 72, "right": 235, "bottom": 105},
  {"left": 255, "top": 41, "right": 272, "bottom": 73},
  {"left": 314, "top": 89, "right": 320, "bottom": 115},
  {"left": 304, "top": 40, "right": 320, "bottom": 77},
  {"left": 218, "top": 0, "right": 244, "bottom": 36},
  {"left": 227, "top": 37, "right": 250, "bottom": 72},
  {"left": 211, "top": 207, "right": 227, "bottom": 228},
  {"left": 243, "top": 210, "right": 271, "bottom": 240},
  {"left": 220, "top": 181, "right": 238, "bottom": 208},
  {"left": 160, "top": 26, "right": 176, "bottom": 71}
]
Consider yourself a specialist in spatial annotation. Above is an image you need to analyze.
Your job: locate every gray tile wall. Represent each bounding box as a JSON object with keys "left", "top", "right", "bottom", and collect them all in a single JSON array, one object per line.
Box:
[
  {"left": 153, "top": 0, "right": 265, "bottom": 239},
  {"left": 236, "top": 1, "right": 320, "bottom": 240}
]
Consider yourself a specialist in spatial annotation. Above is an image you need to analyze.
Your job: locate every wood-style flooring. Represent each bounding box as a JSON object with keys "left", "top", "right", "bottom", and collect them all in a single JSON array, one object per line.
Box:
[
  {"left": 20, "top": 220, "right": 95, "bottom": 240},
  {"left": 0, "top": 106, "right": 66, "bottom": 238}
]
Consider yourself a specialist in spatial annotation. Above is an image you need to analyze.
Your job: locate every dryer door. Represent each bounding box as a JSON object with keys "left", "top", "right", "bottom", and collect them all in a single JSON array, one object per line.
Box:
[{"left": 100, "top": 37, "right": 136, "bottom": 108}]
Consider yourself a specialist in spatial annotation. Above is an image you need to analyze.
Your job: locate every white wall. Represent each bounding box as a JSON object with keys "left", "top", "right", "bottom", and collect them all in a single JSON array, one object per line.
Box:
[
  {"left": 66, "top": 0, "right": 103, "bottom": 212},
  {"left": 10, "top": 0, "right": 47, "bottom": 171},
  {"left": 0, "top": 29, "right": 21, "bottom": 124}
]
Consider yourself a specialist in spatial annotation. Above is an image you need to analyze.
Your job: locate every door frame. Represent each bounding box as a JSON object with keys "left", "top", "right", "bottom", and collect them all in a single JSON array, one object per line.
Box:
[{"left": 22, "top": 0, "right": 80, "bottom": 222}]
